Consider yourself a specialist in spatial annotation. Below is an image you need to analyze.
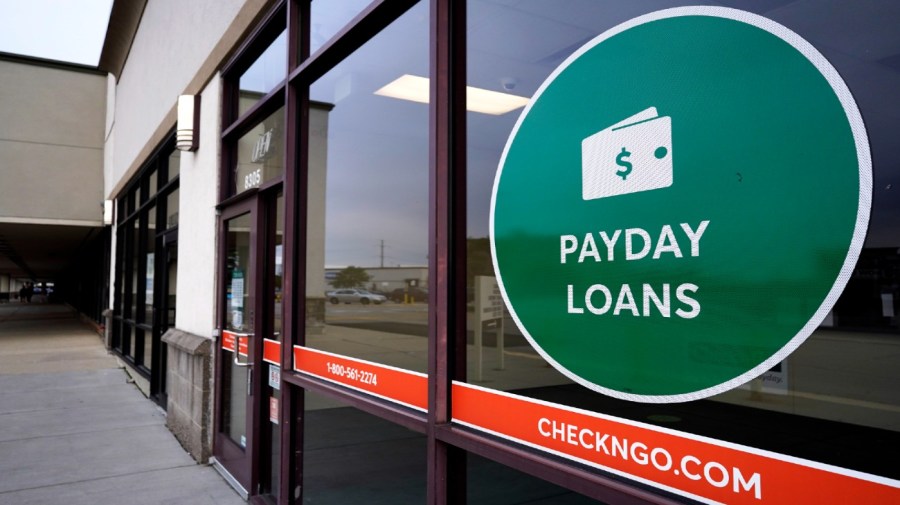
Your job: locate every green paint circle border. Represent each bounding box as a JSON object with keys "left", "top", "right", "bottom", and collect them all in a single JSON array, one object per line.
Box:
[{"left": 489, "top": 6, "right": 872, "bottom": 403}]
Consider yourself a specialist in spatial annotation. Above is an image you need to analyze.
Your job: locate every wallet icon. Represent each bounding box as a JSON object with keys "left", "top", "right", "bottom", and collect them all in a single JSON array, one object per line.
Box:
[{"left": 581, "top": 107, "right": 673, "bottom": 200}]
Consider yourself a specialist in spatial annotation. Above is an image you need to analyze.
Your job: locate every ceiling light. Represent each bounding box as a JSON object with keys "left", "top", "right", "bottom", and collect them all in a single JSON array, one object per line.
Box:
[{"left": 374, "top": 74, "right": 530, "bottom": 115}]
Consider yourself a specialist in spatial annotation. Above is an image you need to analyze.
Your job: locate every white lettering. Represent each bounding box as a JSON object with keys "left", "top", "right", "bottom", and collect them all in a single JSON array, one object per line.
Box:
[
  {"left": 612, "top": 437, "right": 628, "bottom": 459},
  {"left": 681, "top": 455, "right": 702, "bottom": 481},
  {"left": 595, "top": 433, "right": 610, "bottom": 455},
  {"left": 560, "top": 235, "right": 578, "bottom": 264},
  {"left": 733, "top": 469, "right": 762, "bottom": 500},
  {"left": 585, "top": 284, "right": 612, "bottom": 315},
  {"left": 705, "top": 462, "right": 730, "bottom": 488},
  {"left": 675, "top": 283, "right": 701, "bottom": 319},
  {"left": 538, "top": 418, "right": 551, "bottom": 437},
  {"left": 535, "top": 417, "right": 761, "bottom": 499},
  {"left": 630, "top": 442, "right": 649, "bottom": 465},
  {"left": 579, "top": 429, "right": 594, "bottom": 450},
  {"left": 652, "top": 225, "right": 683, "bottom": 259},
  {"left": 650, "top": 448, "right": 673, "bottom": 471},
  {"left": 568, "top": 283, "right": 699, "bottom": 320},
  {"left": 625, "top": 228, "right": 651, "bottom": 260},
  {"left": 642, "top": 284, "right": 671, "bottom": 317},
  {"left": 578, "top": 233, "right": 601, "bottom": 263},
  {"left": 681, "top": 220, "right": 710, "bottom": 257},
  {"left": 552, "top": 420, "right": 565, "bottom": 440},
  {"left": 599, "top": 229, "right": 621, "bottom": 261},
  {"left": 558, "top": 220, "right": 709, "bottom": 264},
  {"left": 567, "top": 285, "right": 584, "bottom": 314},
  {"left": 613, "top": 284, "right": 639, "bottom": 316}
]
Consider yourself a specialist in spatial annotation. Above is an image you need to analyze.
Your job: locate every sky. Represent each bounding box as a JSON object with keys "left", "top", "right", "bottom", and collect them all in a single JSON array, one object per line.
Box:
[{"left": 0, "top": 0, "right": 113, "bottom": 66}]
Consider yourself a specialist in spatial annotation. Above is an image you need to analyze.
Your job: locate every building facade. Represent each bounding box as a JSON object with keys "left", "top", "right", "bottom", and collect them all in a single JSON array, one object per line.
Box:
[
  {"left": 0, "top": 54, "right": 108, "bottom": 317},
  {"left": 20, "top": 0, "right": 899, "bottom": 504}
]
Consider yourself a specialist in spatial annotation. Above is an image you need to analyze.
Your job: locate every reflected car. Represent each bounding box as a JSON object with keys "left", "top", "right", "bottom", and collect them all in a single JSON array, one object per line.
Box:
[
  {"left": 389, "top": 287, "right": 428, "bottom": 303},
  {"left": 326, "top": 289, "right": 387, "bottom": 305}
]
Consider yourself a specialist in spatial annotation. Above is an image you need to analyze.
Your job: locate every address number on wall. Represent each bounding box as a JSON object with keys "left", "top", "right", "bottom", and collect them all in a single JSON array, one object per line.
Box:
[{"left": 244, "top": 168, "right": 262, "bottom": 190}]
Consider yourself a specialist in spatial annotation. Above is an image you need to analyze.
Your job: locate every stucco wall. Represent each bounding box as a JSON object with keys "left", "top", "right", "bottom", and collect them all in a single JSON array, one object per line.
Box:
[
  {"left": 175, "top": 75, "right": 222, "bottom": 337},
  {"left": 106, "top": 0, "right": 269, "bottom": 199},
  {"left": 0, "top": 60, "right": 106, "bottom": 224}
]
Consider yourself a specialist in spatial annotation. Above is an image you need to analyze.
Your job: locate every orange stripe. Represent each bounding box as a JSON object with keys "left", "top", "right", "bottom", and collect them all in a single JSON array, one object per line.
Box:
[
  {"left": 263, "top": 339, "right": 281, "bottom": 365},
  {"left": 452, "top": 383, "right": 900, "bottom": 505},
  {"left": 221, "top": 330, "right": 249, "bottom": 357},
  {"left": 221, "top": 330, "right": 236, "bottom": 352},
  {"left": 293, "top": 346, "right": 427, "bottom": 411}
]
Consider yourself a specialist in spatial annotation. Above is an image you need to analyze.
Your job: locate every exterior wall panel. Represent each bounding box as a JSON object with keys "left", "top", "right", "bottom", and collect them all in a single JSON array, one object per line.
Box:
[
  {"left": 106, "top": 0, "right": 267, "bottom": 198},
  {"left": 0, "top": 59, "right": 105, "bottom": 224},
  {"left": 176, "top": 75, "right": 222, "bottom": 338}
]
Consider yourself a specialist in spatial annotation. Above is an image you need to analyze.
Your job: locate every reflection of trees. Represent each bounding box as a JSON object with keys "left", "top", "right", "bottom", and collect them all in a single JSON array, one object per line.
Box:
[
  {"left": 332, "top": 266, "right": 371, "bottom": 288},
  {"left": 467, "top": 237, "right": 494, "bottom": 286}
]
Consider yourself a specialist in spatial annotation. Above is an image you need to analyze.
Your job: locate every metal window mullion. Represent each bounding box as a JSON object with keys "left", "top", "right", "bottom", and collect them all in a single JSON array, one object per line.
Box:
[
  {"left": 427, "top": 0, "right": 467, "bottom": 504},
  {"left": 282, "top": 1, "right": 308, "bottom": 503},
  {"left": 220, "top": 1, "right": 288, "bottom": 82},
  {"left": 287, "top": 0, "right": 419, "bottom": 88},
  {"left": 221, "top": 82, "right": 287, "bottom": 143}
]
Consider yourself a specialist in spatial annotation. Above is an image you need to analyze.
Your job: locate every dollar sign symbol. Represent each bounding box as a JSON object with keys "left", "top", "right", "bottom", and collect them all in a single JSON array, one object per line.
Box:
[{"left": 615, "top": 147, "right": 632, "bottom": 180}]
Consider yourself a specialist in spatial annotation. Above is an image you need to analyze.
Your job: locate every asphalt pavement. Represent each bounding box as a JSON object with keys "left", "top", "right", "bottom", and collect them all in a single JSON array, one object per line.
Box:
[{"left": 0, "top": 302, "right": 244, "bottom": 505}]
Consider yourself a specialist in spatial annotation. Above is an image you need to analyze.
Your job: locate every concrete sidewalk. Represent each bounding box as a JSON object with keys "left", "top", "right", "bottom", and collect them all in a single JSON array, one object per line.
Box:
[{"left": 0, "top": 303, "right": 243, "bottom": 505}]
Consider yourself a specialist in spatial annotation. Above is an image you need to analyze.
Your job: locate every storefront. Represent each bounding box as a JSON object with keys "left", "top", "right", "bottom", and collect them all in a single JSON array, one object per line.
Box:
[
  {"left": 110, "top": 135, "right": 180, "bottom": 405},
  {"left": 105, "top": 1, "right": 899, "bottom": 504}
]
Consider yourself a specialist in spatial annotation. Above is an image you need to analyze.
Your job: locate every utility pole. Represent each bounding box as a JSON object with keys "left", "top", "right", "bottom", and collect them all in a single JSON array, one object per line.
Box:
[{"left": 380, "top": 239, "right": 385, "bottom": 268}]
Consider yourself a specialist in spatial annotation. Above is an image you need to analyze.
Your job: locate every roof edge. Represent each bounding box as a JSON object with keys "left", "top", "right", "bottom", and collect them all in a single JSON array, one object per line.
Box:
[
  {"left": 98, "top": 0, "right": 147, "bottom": 80},
  {"left": 0, "top": 51, "right": 107, "bottom": 75}
]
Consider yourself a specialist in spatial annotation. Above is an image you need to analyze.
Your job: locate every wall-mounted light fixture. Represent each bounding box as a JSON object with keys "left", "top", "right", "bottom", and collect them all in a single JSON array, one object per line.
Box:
[
  {"left": 103, "top": 200, "right": 114, "bottom": 225},
  {"left": 176, "top": 95, "right": 200, "bottom": 151}
]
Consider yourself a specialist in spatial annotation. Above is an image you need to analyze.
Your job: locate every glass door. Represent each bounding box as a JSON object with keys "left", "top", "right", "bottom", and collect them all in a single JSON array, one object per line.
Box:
[
  {"left": 216, "top": 202, "right": 258, "bottom": 491},
  {"left": 215, "top": 191, "right": 284, "bottom": 498}
]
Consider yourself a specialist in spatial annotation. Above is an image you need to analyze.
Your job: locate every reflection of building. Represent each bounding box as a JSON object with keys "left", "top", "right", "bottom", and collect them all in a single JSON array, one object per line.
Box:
[{"left": 2, "top": 1, "right": 899, "bottom": 504}]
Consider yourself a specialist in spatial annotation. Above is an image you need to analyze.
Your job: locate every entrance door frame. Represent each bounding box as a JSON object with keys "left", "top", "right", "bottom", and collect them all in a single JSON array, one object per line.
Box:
[
  {"left": 213, "top": 186, "right": 284, "bottom": 498},
  {"left": 214, "top": 196, "right": 261, "bottom": 492}
]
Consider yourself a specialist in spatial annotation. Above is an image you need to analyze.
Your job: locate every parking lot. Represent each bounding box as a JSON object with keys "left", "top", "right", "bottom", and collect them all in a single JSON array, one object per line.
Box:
[{"left": 325, "top": 302, "right": 428, "bottom": 326}]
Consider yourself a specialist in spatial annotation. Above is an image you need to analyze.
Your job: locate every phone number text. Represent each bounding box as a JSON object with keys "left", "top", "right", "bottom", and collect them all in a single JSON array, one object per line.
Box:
[{"left": 326, "top": 362, "right": 379, "bottom": 386}]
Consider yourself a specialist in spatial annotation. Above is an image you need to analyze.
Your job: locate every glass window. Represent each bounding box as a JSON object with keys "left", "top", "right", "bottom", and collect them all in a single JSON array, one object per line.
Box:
[
  {"left": 263, "top": 193, "right": 284, "bottom": 498},
  {"left": 166, "top": 188, "right": 179, "bottom": 229},
  {"left": 167, "top": 149, "right": 180, "bottom": 182},
  {"left": 144, "top": 206, "right": 156, "bottom": 325},
  {"left": 309, "top": 0, "right": 373, "bottom": 56},
  {"left": 303, "top": 390, "right": 426, "bottom": 503},
  {"left": 140, "top": 165, "right": 156, "bottom": 205},
  {"left": 223, "top": 213, "right": 253, "bottom": 448},
  {"left": 123, "top": 324, "right": 133, "bottom": 358},
  {"left": 117, "top": 197, "right": 127, "bottom": 225},
  {"left": 238, "top": 30, "right": 287, "bottom": 117},
  {"left": 112, "top": 136, "right": 177, "bottom": 398},
  {"left": 138, "top": 328, "right": 150, "bottom": 370},
  {"left": 467, "top": 452, "right": 601, "bottom": 505},
  {"left": 116, "top": 235, "right": 126, "bottom": 316},
  {"left": 130, "top": 219, "right": 140, "bottom": 323},
  {"left": 304, "top": 1, "right": 429, "bottom": 374},
  {"left": 463, "top": 0, "right": 900, "bottom": 489},
  {"left": 234, "top": 106, "right": 285, "bottom": 195},
  {"left": 127, "top": 186, "right": 136, "bottom": 216},
  {"left": 148, "top": 168, "right": 158, "bottom": 198},
  {"left": 111, "top": 319, "right": 122, "bottom": 350}
]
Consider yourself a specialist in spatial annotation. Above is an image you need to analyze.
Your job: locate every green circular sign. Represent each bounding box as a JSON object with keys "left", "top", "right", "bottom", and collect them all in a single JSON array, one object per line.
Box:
[{"left": 490, "top": 7, "right": 871, "bottom": 402}]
